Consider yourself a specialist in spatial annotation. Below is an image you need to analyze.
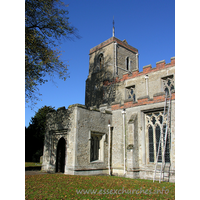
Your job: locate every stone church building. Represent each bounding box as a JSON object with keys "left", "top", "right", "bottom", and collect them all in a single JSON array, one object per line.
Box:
[{"left": 42, "top": 36, "right": 175, "bottom": 182}]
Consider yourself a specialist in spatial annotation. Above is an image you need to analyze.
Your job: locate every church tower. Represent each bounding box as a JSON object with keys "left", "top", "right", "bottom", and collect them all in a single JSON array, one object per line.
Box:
[{"left": 85, "top": 36, "right": 139, "bottom": 108}]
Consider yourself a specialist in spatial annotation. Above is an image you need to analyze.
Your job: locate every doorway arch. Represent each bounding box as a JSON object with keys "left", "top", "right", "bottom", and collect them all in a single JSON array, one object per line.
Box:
[{"left": 56, "top": 137, "right": 66, "bottom": 173}]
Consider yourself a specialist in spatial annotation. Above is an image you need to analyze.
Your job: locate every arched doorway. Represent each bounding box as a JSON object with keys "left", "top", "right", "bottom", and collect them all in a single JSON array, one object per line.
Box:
[{"left": 56, "top": 137, "right": 66, "bottom": 173}]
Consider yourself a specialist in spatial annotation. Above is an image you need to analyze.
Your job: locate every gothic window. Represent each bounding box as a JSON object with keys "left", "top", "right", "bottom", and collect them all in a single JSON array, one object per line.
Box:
[
  {"left": 155, "top": 125, "right": 162, "bottom": 162},
  {"left": 90, "top": 133, "right": 103, "bottom": 162},
  {"left": 146, "top": 111, "right": 170, "bottom": 163},
  {"left": 126, "top": 57, "right": 129, "bottom": 71},
  {"left": 148, "top": 125, "right": 154, "bottom": 162},
  {"left": 162, "top": 75, "right": 175, "bottom": 96},
  {"left": 126, "top": 86, "right": 136, "bottom": 101},
  {"left": 99, "top": 54, "right": 104, "bottom": 70},
  {"left": 163, "top": 124, "right": 170, "bottom": 162}
]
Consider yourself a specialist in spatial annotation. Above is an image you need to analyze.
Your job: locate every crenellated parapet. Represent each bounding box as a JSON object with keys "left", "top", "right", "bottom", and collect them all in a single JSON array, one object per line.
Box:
[
  {"left": 118, "top": 57, "right": 175, "bottom": 82},
  {"left": 107, "top": 57, "right": 175, "bottom": 111}
]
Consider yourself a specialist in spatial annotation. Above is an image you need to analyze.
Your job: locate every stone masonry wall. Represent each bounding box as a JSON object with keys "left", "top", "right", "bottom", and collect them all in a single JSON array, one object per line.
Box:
[
  {"left": 86, "top": 37, "right": 139, "bottom": 108},
  {"left": 111, "top": 100, "right": 175, "bottom": 181},
  {"left": 110, "top": 57, "right": 175, "bottom": 107},
  {"left": 116, "top": 44, "right": 138, "bottom": 78},
  {"left": 43, "top": 35, "right": 175, "bottom": 182},
  {"left": 110, "top": 58, "right": 175, "bottom": 181},
  {"left": 85, "top": 41, "right": 114, "bottom": 108},
  {"left": 74, "top": 106, "right": 112, "bottom": 175},
  {"left": 42, "top": 104, "right": 112, "bottom": 175},
  {"left": 42, "top": 106, "right": 77, "bottom": 173}
]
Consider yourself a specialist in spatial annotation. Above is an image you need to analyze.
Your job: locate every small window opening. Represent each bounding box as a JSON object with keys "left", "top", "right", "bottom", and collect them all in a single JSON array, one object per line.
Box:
[
  {"left": 126, "top": 57, "right": 129, "bottom": 71},
  {"left": 90, "top": 133, "right": 103, "bottom": 162},
  {"left": 99, "top": 54, "right": 104, "bottom": 70},
  {"left": 126, "top": 86, "right": 136, "bottom": 101}
]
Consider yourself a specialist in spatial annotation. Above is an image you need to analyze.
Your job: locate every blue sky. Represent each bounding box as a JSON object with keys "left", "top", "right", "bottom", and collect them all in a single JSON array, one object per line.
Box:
[{"left": 25, "top": 0, "right": 175, "bottom": 127}]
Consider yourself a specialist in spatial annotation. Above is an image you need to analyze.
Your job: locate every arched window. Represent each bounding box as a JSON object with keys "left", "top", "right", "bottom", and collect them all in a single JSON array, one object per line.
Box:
[
  {"left": 163, "top": 124, "right": 170, "bottom": 163},
  {"left": 146, "top": 112, "right": 170, "bottom": 163},
  {"left": 99, "top": 54, "right": 104, "bottom": 70},
  {"left": 162, "top": 75, "right": 175, "bottom": 96},
  {"left": 126, "top": 57, "right": 129, "bottom": 71},
  {"left": 156, "top": 125, "right": 162, "bottom": 162},
  {"left": 148, "top": 125, "right": 154, "bottom": 162}
]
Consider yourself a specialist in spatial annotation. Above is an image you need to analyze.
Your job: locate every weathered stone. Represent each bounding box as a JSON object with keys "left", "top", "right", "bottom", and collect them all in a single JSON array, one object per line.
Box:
[{"left": 42, "top": 36, "right": 175, "bottom": 182}]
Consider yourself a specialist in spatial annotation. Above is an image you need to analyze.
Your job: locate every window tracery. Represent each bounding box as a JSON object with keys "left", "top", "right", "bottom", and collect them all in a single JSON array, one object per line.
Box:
[
  {"left": 126, "top": 86, "right": 135, "bottom": 101},
  {"left": 146, "top": 111, "right": 170, "bottom": 163},
  {"left": 162, "top": 76, "right": 175, "bottom": 96}
]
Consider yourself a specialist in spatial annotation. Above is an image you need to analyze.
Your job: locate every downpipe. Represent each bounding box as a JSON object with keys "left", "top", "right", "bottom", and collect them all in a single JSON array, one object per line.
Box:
[
  {"left": 122, "top": 109, "right": 126, "bottom": 176},
  {"left": 108, "top": 123, "right": 111, "bottom": 175}
]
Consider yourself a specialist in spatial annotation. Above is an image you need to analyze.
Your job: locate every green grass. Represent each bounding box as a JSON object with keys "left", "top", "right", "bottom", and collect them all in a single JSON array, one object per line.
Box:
[
  {"left": 25, "top": 174, "right": 175, "bottom": 199},
  {"left": 25, "top": 162, "right": 42, "bottom": 167}
]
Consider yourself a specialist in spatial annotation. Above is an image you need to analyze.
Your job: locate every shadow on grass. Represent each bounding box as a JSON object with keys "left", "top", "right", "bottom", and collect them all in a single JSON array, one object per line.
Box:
[{"left": 25, "top": 166, "right": 41, "bottom": 171}]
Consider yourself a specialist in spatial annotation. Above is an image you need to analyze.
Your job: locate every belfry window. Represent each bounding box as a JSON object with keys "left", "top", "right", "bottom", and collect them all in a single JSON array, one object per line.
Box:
[
  {"left": 99, "top": 54, "right": 104, "bottom": 70},
  {"left": 146, "top": 111, "right": 170, "bottom": 163},
  {"left": 126, "top": 57, "right": 129, "bottom": 71}
]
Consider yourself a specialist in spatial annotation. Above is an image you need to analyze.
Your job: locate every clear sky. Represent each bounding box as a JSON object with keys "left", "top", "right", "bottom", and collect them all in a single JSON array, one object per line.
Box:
[{"left": 25, "top": 0, "right": 175, "bottom": 127}]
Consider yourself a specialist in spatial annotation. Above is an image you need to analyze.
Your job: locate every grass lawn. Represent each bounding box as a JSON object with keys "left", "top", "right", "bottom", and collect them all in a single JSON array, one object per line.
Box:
[
  {"left": 25, "top": 162, "right": 42, "bottom": 167},
  {"left": 25, "top": 174, "right": 175, "bottom": 199}
]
